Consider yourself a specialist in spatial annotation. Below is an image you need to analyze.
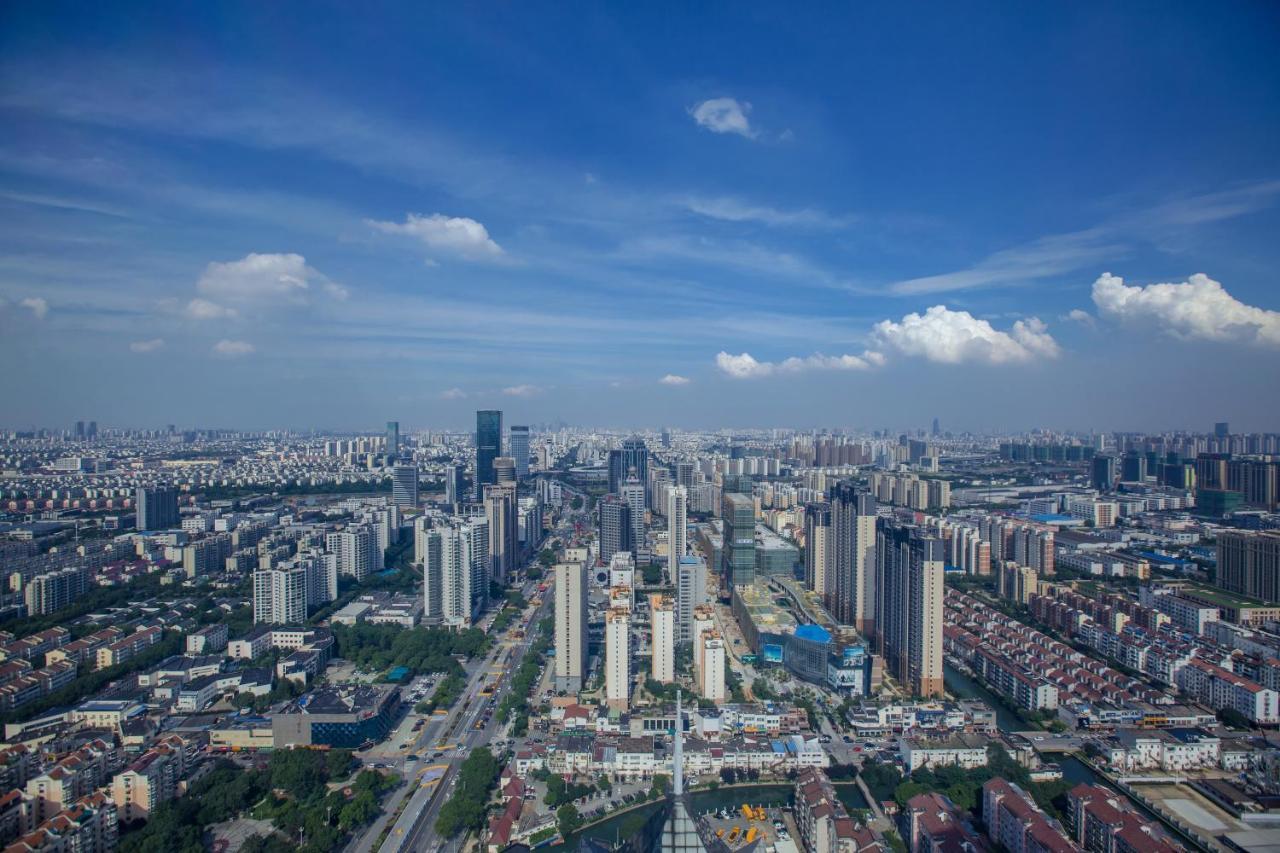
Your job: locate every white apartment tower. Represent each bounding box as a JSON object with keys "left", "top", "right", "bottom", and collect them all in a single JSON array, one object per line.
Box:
[
  {"left": 667, "top": 486, "right": 688, "bottom": 577},
  {"left": 605, "top": 608, "right": 631, "bottom": 710},
  {"left": 424, "top": 519, "right": 489, "bottom": 628},
  {"left": 698, "top": 632, "right": 726, "bottom": 704},
  {"left": 651, "top": 595, "right": 675, "bottom": 683},
  {"left": 554, "top": 562, "right": 588, "bottom": 692},
  {"left": 253, "top": 564, "right": 307, "bottom": 625}
]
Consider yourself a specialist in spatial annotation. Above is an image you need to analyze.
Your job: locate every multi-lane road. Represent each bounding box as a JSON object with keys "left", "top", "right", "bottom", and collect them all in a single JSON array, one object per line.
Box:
[{"left": 374, "top": 578, "right": 554, "bottom": 853}]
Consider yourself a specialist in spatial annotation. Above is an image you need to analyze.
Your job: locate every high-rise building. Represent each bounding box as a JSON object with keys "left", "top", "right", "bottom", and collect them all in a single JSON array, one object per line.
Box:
[
  {"left": 1091, "top": 455, "right": 1118, "bottom": 492},
  {"left": 875, "top": 521, "right": 944, "bottom": 697},
  {"left": 421, "top": 527, "right": 443, "bottom": 624},
  {"left": 675, "top": 557, "right": 706, "bottom": 645},
  {"left": 484, "top": 483, "right": 519, "bottom": 585},
  {"left": 697, "top": 631, "right": 726, "bottom": 704},
  {"left": 605, "top": 608, "right": 631, "bottom": 709},
  {"left": 326, "top": 526, "right": 381, "bottom": 582},
  {"left": 492, "top": 456, "right": 516, "bottom": 485},
  {"left": 621, "top": 478, "right": 647, "bottom": 554},
  {"left": 554, "top": 561, "right": 588, "bottom": 691},
  {"left": 1121, "top": 451, "right": 1147, "bottom": 483},
  {"left": 721, "top": 492, "right": 756, "bottom": 588},
  {"left": 803, "top": 501, "right": 833, "bottom": 599},
  {"left": 135, "top": 486, "right": 179, "bottom": 531},
  {"left": 1217, "top": 530, "right": 1280, "bottom": 603},
  {"left": 386, "top": 421, "right": 400, "bottom": 457},
  {"left": 675, "top": 461, "right": 695, "bottom": 490},
  {"left": 609, "top": 437, "right": 649, "bottom": 497},
  {"left": 1215, "top": 422, "right": 1231, "bottom": 438},
  {"left": 87, "top": 420, "right": 97, "bottom": 439},
  {"left": 509, "top": 426, "right": 530, "bottom": 480},
  {"left": 392, "top": 463, "right": 419, "bottom": 507},
  {"left": 651, "top": 594, "right": 675, "bottom": 683},
  {"left": 24, "top": 567, "right": 91, "bottom": 616},
  {"left": 668, "top": 486, "right": 688, "bottom": 579},
  {"left": 830, "top": 483, "right": 877, "bottom": 633},
  {"left": 302, "top": 553, "right": 338, "bottom": 608},
  {"left": 424, "top": 519, "right": 489, "bottom": 627},
  {"left": 599, "top": 496, "right": 632, "bottom": 566},
  {"left": 474, "top": 410, "right": 503, "bottom": 500},
  {"left": 74, "top": 421, "right": 85, "bottom": 440},
  {"left": 254, "top": 564, "right": 307, "bottom": 625},
  {"left": 931, "top": 417, "right": 940, "bottom": 437},
  {"left": 444, "top": 464, "right": 467, "bottom": 509}
]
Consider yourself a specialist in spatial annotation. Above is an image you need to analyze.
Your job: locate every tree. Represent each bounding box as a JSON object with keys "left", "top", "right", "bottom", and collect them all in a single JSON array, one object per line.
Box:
[
  {"left": 1218, "top": 707, "right": 1253, "bottom": 730},
  {"left": 539, "top": 548, "right": 557, "bottom": 568},
  {"left": 557, "top": 804, "right": 583, "bottom": 836},
  {"left": 571, "top": 496, "right": 584, "bottom": 510},
  {"left": 650, "top": 773, "right": 670, "bottom": 799}
]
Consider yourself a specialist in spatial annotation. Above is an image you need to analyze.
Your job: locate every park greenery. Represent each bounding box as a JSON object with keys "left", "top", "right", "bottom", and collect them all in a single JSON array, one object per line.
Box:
[
  {"left": 418, "top": 672, "right": 467, "bottom": 714},
  {"left": 435, "top": 747, "right": 500, "bottom": 837},
  {"left": 331, "top": 621, "right": 487, "bottom": 677},
  {"left": 121, "top": 751, "right": 396, "bottom": 853}
]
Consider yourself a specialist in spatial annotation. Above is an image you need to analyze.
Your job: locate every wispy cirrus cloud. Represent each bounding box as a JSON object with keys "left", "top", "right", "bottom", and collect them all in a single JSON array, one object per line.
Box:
[
  {"left": 129, "top": 338, "right": 165, "bottom": 353},
  {"left": 501, "top": 384, "right": 541, "bottom": 397},
  {"left": 19, "top": 297, "right": 48, "bottom": 319},
  {"left": 212, "top": 339, "right": 254, "bottom": 357},
  {"left": 682, "top": 196, "right": 851, "bottom": 229}
]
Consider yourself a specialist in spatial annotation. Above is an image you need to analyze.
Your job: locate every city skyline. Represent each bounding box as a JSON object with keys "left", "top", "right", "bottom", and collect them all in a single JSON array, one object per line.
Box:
[{"left": 2, "top": 5, "right": 1279, "bottom": 430}]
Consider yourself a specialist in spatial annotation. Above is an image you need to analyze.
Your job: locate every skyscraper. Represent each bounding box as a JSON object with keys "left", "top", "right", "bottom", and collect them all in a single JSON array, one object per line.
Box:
[
  {"left": 74, "top": 421, "right": 85, "bottom": 440},
  {"left": 135, "top": 486, "right": 179, "bottom": 531},
  {"left": 675, "top": 461, "right": 695, "bottom": 490},
  {"left": 509, "top": 425, "right": 530, "bottom": 480},
  {"left": 931, "top": 417, "right": 940, "bottom": 437},
  {"left": 386, "top": 421, "right": 400, "bottom": 457},
  {"left": 1215, "top": 421, "right": 1231, "bottom": 438},
  {"left": 1091, "top": 455, "right": 1118, "bottom": 492},
  {"left": 1217, "top": 530, "right": 1280, "bottom": 602},
  {"left": 651, "top": 594, "right": 675, "bottom": 683},
  {"left": 605, "top": 607, "right": 631, "bottom": 710},
  {"left": 87, "top": 421, "right": 97, "bottom": 439},
  {"left": 875, "top": 521, "right": 944, "bottom": 697},
  {"left": 599, "top": 496, "right": 632, "bottom": 566},
  {"left": 676, "top": 557, "right": 706, "bottom": 645},
  {"left": 444, "top": 464, "right": 467, "bottom": 509},
  {"left": 484, "top": 483, "right": 518, "bottom": 585},
  {"left": 554, "top": 561, "right": 588, "bottom": 691},
  {"left": 392, "top": 463, "right": 418, "bottom": 507},
  {"left": 830, "top": 483, "right": 877, "bottom": 633},
  {"left": 424, "top": 519, "right": 489, "bottom": 627},
  {"left": 474, "top": 409, "right": 503, "bottom": 500},
  {"left": 803, "top": 501, "right": 832, "bottom": 598},
  {"left": 326, "top": 525, "right": 381, "bottom": 582},
  {"left": 493, "top": 456, "right": 516, "bottom": 484},
  {"left": 668, "top": 486, "right": 688, "bottom": 578},
  {"left": 609, "top": 437, "right": 649, "bottom": 496},
  {"left": 621, "top": 477, "right": 647, "bottom": 554},
  {"left": 721, "top": 492, "right": 756, "bottom": 588}
]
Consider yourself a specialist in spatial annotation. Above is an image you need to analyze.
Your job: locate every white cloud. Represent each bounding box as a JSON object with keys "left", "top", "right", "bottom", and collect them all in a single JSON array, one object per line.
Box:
[
  {"left": 873, "top": 306, "right": 1060, "bottom": 364},
  {"left": 501, "top": 384, "right": 540, "bottom": 397},
  {"left": 212, "top": 339, "right": 254, "bottom": 357},
  {"left": 197, "top": 252, "right": 321, "bottom": 303},
  {"left": 659, "top": 374, "right": 691, "bottom": 386},
  {"left": 185, "top": 298, "right": 238, "bottom": 320},
  {"left": 890, "top": 230, "right": 1118, "bottom": 295},
  {"left": 19, "top": 297, "right": 48, "bottom": 319},
  {"left": 440, "top": 388, "right": 468, "bottom": 400},
  {"left": 367, "top": 212, "right": 504, "bottom": 259},
  {"left": 683, "top": 197, "right": 847, "bottom": 229},
  {"left": 1064, "top": 308, "right": 1096, "bottom": 327},
  {"left": 715, "top": 350, "right": 882, "bottom": 379},
  {"left": 689, "top": 98, "right": 757, "bottom": 138},
  {"left": 129, "top": 338, "right": 165, "bottom": 353},
  {"left": 1091, "top": 272, "right": 1280, "bottom": 348}
]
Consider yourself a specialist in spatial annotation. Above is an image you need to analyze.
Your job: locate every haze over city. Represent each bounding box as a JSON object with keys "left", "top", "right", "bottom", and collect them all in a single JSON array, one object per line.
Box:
[{"left": 3, "top": 3, "right": 1280, "bottom": 431}]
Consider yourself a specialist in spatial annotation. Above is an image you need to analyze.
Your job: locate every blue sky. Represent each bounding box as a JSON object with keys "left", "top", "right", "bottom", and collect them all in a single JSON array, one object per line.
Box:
[{"left": 2, "top": 2, "right": 1279, "bottom": 432}]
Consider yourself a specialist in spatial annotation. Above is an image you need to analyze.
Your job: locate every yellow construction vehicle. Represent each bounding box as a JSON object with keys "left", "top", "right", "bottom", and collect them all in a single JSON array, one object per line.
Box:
[
  {"left": 727, "top": 826, "right": 741, "bottom": 843},
  {"left": 745, "top": 827, "right": 758, "bottom": 843}
]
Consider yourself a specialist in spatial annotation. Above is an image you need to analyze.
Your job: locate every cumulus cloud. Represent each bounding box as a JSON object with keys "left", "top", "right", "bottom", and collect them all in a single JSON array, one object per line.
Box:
[
  {"left": 367, "top": 212, "right": 504, "bottom": 259},
  {"left": 212, "top": 339, "right": 254, "bottom": 357},
  {"left": 1091, "top": 272, "right": 1280, "bottom": 348},
  {"left": 873, "top": 306, "right": 1060, "bottom": 364},
  {"left": 689, "top": 98, "right": 756, "bottom": 138},
  {"left": 1065, "top": 308, "right": 1096, "bottom": 327},
  {"left": 185, "top": 298, "right": 238, "bottom": 320},
  {"left": 129, "top": 338, "right": 165, "bottom": 353},
  {"left": 197, "top": 253, "right": 324, "bottom": 303},
  {"left": 20, "top": 297, "right": 48, "bottom": 319},
  {"left": 440, "top": 388, "right": 468, "bottom": 400},
  {"left": 659, "top": 374, "right": 691, "bottom": 386},
  {"left": 501, "top": 384, "right": 540, "bottom": 397},
  {"left": 715, "top": 350, "right": 882, "bottom": 379}
]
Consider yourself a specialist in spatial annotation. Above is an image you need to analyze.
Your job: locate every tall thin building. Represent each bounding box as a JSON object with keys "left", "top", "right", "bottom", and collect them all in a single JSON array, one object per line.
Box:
[
  {"left": 599, "top": 496, "right": 631, "bottom": 566},
  {"left": 554, "top": 561, "right": 588, "bottom": 691},
  {"left": 605, "top": 608, "right": 631, "bottom": 710},
  {"left": 875, "top": 521, "right": 944, "bottom": 697},
  {"left": 392, "top": 463, "right": 419, "bottom": 507},
  {"left": 135, "top": 486, "right": 179, "bottom": 531},
  {"left": 508, "top": 425, "right": 530, "bottom": 480},
  {"left": 444, "top": 464, "right": 467, "bottom": 509},
  {"left": 803, "top": 502, "right": 832, "bottom": 598},
  {"left": 421, "top": 528, "right": 444, "bottom": 624},
  {"left": 1091, "top": 455, "right": 1118, "bottom": 491},
  {"left": 609, "top": 437, "right": 649, "bottom": 496},
  {"left": 425, "top": 519, "right": 489, "bottom": 627},
  {"left": 386, "top": 421, "right": 400, "bottom": 457},
  {"left": 651, "top": 594, "right": 675, "bottom": 683},
  {"left": 474, "top": 409, "right": 503, "bottom": 500},
  {"left": 668, "top": 486, "right": 688, "bottom": 578},
  {"left": 830, "top": 483, "right": 877, "bottom": 634},
  {"left": 675, "top": 461, "right": 695, "bottom": 490},
  {"left": 326, "top": 526, "right": 381, "bottom": 582},
  {"left": 721, "top": 492, "right": 756, "bottom": 588},
  {"left": 676, "top": 557, "right": 707, "bottom": 644},
  {"left": 621, "top": 478, "right": 647, "bottom": 554},
  {"left": 484, "top": 483, "right": 519, "bottom": 585}
]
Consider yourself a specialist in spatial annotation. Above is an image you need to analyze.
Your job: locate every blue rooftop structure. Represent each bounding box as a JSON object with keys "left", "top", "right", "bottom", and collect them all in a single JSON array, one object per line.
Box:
[{"left": 794, "top": 624, "right": 831, "bottom": 644}]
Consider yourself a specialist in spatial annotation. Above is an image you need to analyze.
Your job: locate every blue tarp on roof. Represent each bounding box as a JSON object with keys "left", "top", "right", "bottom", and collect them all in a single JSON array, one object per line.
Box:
[{"left": 794, "top": 624, "right": 831, "bottom": 644}]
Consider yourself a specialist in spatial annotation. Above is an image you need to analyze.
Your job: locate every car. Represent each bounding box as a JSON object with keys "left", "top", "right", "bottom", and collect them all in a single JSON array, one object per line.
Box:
[
  {"left": 842, "top": 735, "right": 853, "bottom": 743},
  {"left": 406, "top": 754, "right": 418, "bottom": 761}
]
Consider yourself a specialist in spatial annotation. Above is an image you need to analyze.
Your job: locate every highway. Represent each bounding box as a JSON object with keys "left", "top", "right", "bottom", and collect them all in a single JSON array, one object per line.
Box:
[{"left": 377, "top": 578, "right": 554, "bottom": 853}]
